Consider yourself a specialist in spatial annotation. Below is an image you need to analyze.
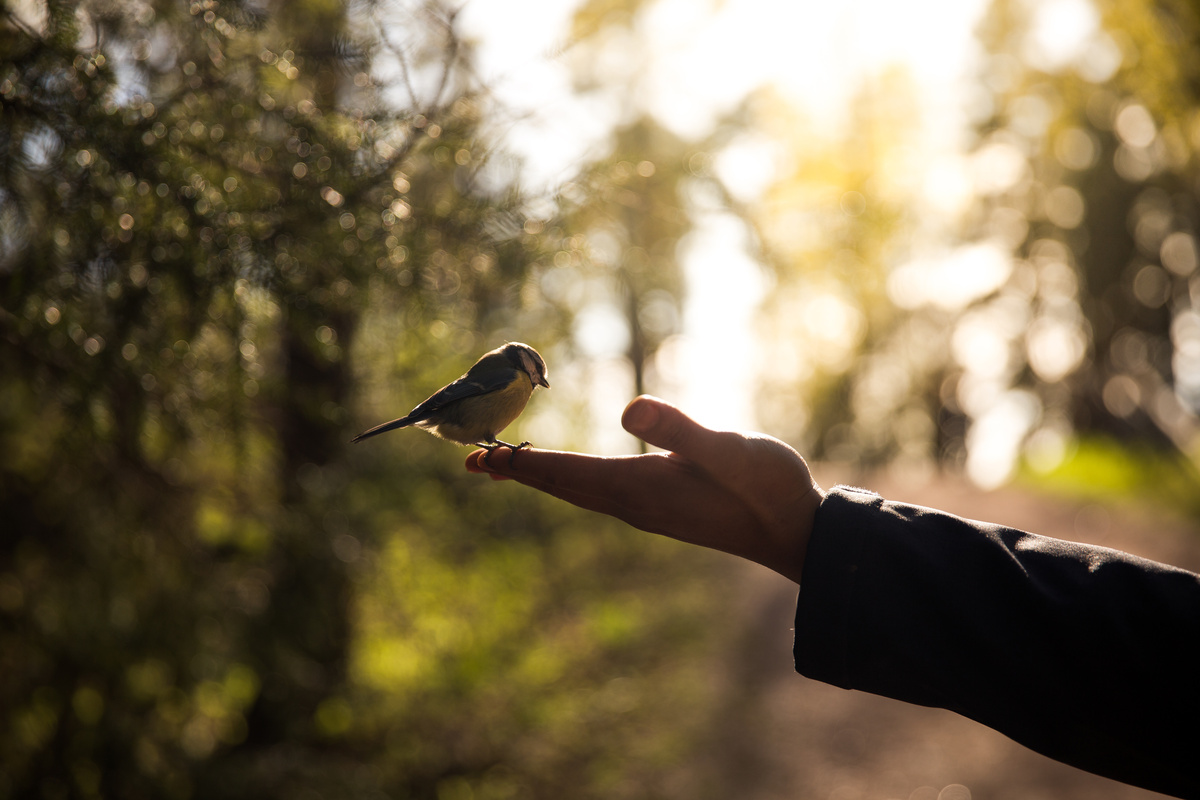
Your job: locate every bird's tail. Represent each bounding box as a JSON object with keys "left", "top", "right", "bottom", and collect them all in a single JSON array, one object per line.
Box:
[{"left": 351, "top": 414, "right": 416, "bottom": 443}]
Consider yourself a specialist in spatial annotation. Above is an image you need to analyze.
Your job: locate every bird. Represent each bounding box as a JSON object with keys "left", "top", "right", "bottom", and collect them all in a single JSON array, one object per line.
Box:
[{"left": 352, "top": 342, "right": 549, "bottom": 463}]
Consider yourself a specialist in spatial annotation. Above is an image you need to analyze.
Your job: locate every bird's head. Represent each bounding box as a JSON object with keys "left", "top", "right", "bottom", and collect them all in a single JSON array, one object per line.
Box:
[{"left": 503, "top": 342, "right": 550, "bottom": 389}]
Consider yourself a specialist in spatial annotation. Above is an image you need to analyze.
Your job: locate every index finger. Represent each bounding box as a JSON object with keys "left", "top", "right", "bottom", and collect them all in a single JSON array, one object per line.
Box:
[
  {"left": 468, "top": 446, "right": 648, "bottom": 495},
  {"left": 465, "top": 447, "right": 688, "bottom": 524}
]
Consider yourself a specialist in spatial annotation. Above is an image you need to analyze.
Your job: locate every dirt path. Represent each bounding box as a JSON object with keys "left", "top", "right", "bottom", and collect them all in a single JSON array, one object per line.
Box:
[{"left": 681, "top": 470, "right": 1200, "bottom": 800}]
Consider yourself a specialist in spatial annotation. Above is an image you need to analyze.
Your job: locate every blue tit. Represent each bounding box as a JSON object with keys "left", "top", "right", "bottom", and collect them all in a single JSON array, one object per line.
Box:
[{"left": 352, "top": 342, "right": 549, "bottom": 462}]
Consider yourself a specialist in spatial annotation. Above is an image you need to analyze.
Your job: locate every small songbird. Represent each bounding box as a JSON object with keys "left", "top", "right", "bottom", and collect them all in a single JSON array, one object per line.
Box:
[{"left": 352, "top": 342, "right": 549, "bottom": 462}]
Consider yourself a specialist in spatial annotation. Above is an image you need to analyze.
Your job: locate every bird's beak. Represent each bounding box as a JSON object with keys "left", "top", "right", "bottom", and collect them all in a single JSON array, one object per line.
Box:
[{"left": 538, "top": 376, "right": 550, "bottom": 389}]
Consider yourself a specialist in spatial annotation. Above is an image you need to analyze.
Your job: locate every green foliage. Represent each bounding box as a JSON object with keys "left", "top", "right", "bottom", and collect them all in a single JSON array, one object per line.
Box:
[
  {"left": 955, "top": 0, "right": 1200, "bottom": 478},
  {"left": 1021, "top": 435, "right": 1200, "bottom": 514},
  {"left": 733, "top": 81, "right": 922, "bottom": 459},
  {"left": 342, "top": 465, "right": 732, "bottom": 799},
  {"left": 732, "top": 0, "right": 1200, "bottom": 489},
  {"left": 553, "top": 118, "right": 696, "bottom": 397},
  {"left": 1, "top": 2, "right": 737, "bottom": 798}
]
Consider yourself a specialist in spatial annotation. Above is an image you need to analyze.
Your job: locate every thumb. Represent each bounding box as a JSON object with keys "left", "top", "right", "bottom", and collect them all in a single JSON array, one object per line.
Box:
[{"left": 621, "top": 395, "right": 735, "bottom": 467}]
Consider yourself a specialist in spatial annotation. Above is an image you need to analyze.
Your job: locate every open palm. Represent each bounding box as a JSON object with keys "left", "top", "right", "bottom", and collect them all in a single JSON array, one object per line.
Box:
[{"left": 466, "top": 395, "right": 822, "bottom": 584}]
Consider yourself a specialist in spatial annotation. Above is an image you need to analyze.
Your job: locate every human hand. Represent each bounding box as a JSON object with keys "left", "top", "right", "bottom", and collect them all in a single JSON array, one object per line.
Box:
[{"left": 464, "top": 395, "right": 822, "bottom": 584}]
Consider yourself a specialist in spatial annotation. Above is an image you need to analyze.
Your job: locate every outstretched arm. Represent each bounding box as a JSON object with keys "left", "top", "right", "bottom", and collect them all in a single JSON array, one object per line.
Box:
[
  {"left": 466, "top": 396, "right": 1200, "bottom": 796},
  {"left": 464, "top": 395, "right": 821, "bottom": 585}
]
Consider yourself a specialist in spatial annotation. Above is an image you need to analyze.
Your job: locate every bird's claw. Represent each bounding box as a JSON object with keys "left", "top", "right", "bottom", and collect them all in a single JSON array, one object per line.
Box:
[
  {"left": 481, "top": 440, "right": 531, "bottom": 466},
  {"left": 509, "top": 441, "right": 531, "bottom": 465}
]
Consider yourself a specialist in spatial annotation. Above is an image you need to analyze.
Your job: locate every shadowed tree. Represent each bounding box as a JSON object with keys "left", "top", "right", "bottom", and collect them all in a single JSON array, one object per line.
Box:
[
  {"left": 949, "top": 0, "right": 1200, "bottom": 500},
  {"left": 0, "top": 1, "right": 543, "bottom": 795}
]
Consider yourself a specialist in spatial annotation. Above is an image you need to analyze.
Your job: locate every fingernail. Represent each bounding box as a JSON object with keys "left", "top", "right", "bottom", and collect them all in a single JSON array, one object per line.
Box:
[
  {"left": 623, "top": 397, "right": 659, "bottom": 436},
  {"left": 467, "top": 451, "right": 494, "bottom": 473}
]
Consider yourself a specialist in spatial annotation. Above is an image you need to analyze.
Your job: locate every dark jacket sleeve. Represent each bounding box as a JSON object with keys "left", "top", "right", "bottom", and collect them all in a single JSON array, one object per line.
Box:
[{"left": 794, "top": 486, "right": 1200, "bottom": 799}]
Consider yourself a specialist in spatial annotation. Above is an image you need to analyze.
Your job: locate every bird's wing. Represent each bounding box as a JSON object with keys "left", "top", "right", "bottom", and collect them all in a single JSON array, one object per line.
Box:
[
  {"left": 351, "top": 374, "right": 503, "bottom": 442},
  {"left": 404, "top": 370, "right": 513, "bottom": 421}
]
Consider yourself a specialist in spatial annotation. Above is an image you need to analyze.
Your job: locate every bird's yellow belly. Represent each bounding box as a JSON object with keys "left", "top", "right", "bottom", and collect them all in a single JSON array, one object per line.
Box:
[{"left": 427, "top": 372, "right": 534, "bottom": 445}]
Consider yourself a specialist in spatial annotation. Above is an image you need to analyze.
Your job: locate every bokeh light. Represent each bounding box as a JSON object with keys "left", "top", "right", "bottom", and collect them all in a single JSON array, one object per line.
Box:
[{"left": 5, "top": 0, "right": 1200, "bottom": 797}]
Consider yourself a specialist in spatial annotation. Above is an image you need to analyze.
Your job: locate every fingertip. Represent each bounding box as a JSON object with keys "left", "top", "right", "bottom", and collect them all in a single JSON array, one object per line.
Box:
[
  {"left": 621, "top": 395, "right": 664, "bottom": 438},
  {"left": 466, "top": 449, "right": 518, "bottom": 480},
  {"left": 465, "top": 449, "right": 493, "bottom": 473}
]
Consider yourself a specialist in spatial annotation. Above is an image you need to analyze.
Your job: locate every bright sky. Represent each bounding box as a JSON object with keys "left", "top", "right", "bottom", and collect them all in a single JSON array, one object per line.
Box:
[
  {"left": 458, "top": 0, "right": 994, "bottom": 444},
  {"left": 19, "top": 0, "right": 1057, "bottom": 475},
  {"left": 459, "top": 0, "right": 992, "bottom": 187},
  {"left": 11, "top": 0, "right": 1123, "bottom": 478}
]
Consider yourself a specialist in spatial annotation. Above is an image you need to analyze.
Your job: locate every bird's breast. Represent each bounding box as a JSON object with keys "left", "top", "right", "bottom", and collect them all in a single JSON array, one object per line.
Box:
[{"left": 427, "top": 371, "right": 534, "bottom": 444}]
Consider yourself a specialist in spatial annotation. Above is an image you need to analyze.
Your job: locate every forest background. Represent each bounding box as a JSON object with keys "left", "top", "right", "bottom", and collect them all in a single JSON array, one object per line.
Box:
[{"left": 3, "top": 0, "right": 1200, "bottom": 797}]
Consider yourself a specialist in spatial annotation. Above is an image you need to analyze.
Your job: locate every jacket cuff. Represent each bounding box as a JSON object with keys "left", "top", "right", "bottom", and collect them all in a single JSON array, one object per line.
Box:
[{"left": 792, "top": 485, "right": 882, "bottom": 688}]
